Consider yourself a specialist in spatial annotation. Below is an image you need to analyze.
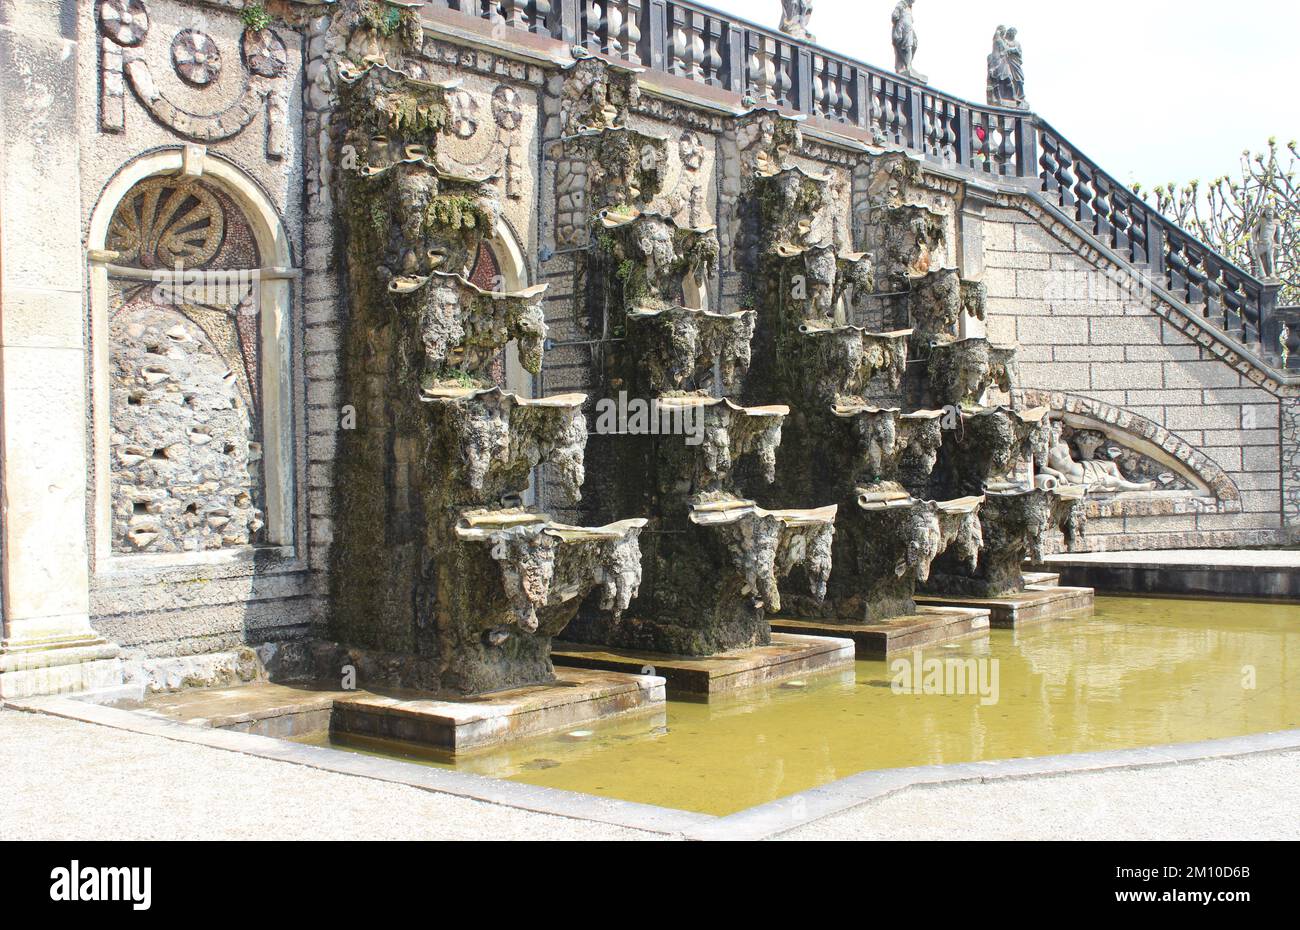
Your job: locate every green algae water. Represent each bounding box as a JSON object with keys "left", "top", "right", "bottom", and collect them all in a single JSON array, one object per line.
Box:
[{"left": 299, "top": 596, "right": 1300, "bottom": 816}]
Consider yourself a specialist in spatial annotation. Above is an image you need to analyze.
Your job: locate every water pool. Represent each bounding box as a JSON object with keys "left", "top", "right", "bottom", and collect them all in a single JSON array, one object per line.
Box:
[{"left": 296, "top": 596, "right": 1300, "bottom": 815}]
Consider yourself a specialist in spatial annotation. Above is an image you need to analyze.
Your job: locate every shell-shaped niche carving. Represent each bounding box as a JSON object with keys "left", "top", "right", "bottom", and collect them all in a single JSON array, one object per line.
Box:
[
  {"left": 691, "top": 498, "right": 838, "bottom": 611},
  {"left": 626, "top": 306, "right": 756, "bottom": 395},
  {"left": 863, "top": 202, "right": 947, "bottom": 289},
  {"left": 597, "top": 211, "right": 719, "bottom": 312},
  {"left": 423, "top": 388, "right": 588, "bottom": 504},
  {"left": 908, "top": 268, "right": 989, "bottom": 341},
  {"left": 798, "top": 322, "right": 912, "bottom": 400},
  {"left": 457, "top": 510, "right": 649, "bottom": 633},
  {"left": 832, "top": 405, "right": 945, "bottom": 491},
  {"left": 927, "top": 337, "right": 1020, "bottom": 408},
  {"left": 391, "top": 271, "right": 548, "bottom": 379},
  {"left": 770, "top": 243, "right": 875, "bottom": 324},
  {"left": 655, "top": 397, "right": 788, "bottom": 489}
]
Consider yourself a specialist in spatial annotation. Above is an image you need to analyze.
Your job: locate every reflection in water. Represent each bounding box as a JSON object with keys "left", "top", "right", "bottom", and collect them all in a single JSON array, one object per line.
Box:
[{"left": 298, "top": 597, "right": 1299, "bottom": 815}]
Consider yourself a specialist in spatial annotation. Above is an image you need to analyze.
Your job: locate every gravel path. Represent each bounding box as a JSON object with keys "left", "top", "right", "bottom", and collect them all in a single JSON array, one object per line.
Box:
[
  {"left": 0, "top": 709, "right": 665, "bottom": 841},
  {"left": 781, "top": 751, "right": 1300, "bottom": 841}
]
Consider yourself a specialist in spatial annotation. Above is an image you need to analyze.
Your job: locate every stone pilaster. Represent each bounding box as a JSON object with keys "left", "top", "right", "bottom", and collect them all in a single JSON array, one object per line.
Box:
[{"left": 0, "top": 0, "right": 123, "bottom": 697}]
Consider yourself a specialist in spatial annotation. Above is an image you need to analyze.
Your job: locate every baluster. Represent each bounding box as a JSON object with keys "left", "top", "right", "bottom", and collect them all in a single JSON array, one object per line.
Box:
[
  {"left": 530, "top": 0, "right": 554, "bottom": 35},
  {"left": 499, "top": 0, "right": 526, "bottom": 30},
  {"left": 809, "top": 53, "right": 826, "bottom": 117},
  {"left": 622, "top": 0, "right": 643, "bottom": 66},
  {"left": 920, "top": 96, "right": 935, "bottom": 159},
  {"left": 987, "top": 118, "right": 1006, "bottom": 174},
  {"left": 1092, "top": 176, "right": 1113, "bottom": 243},
  {"left": 1204, "top": 261, "right": 1226, "bottom": 330},
  {"left": 971, "top": 112, "right": 990, "bottom": 172},
  {"left": 1225, "top": 278, "right": 1249, "bottom": 338},
  {"left": 1110, "top": 194, "right": 1132, "bottom": 259},
  {"left": 1127, "top": 207, "right": 1148, "bottom": 266},
  {"left": 942, "top": 102, "right": 957, "bottom": 162},
  {"left": 1165, "top": 238, "right": 1189, "bottom": 302},
  {"left": 669, "top": 7, "right": 687, "bottom": 77},
  {"left": 773, "top": 40, "right": 793, "bottom": 106},
  {"left": 1037, "top": 132, "right": 1057, "bottom": 189},
  {"left": 603, "top": 0, "right": 624, "bottom": 57},
  {"left": 584, "top": 0, "right": 605, "bottom": 54},
  {"left": 747, "top": 32, "right": 777, "bottom": 104},
  {"left": 704, "top": 18, "right": 724, "bottom": 86},
  {"left": 869, "top": 76, "right": 886, "bottom": 140},
  {"left": 1071, "top": 159, "right": 1092, "bottom": 225},
  {"left": 670, "top": 6, "right": 703, "bottom": 81},
  {"left": 1185, "top": 247, "right": 1208, "bottom": 310},
  {"left": 999, "top": 116, "right": 1017, "bottom": 175},
  {"left": 837, "top": 62, "right": 854, "bottom": 123}
]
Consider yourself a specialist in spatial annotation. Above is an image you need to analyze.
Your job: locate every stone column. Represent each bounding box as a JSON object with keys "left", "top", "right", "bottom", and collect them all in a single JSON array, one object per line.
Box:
[{"left": 0, "top": 0, "right": 122, "bottom": 697}]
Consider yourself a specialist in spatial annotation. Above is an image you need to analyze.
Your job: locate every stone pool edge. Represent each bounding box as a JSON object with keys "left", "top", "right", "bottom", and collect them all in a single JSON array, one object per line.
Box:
[
  {"left": 6, "top": 695, "right": 1299, "bottom": 841},
  {"left": 689, "top": 729, "right": 1300, "bottom": 841}
]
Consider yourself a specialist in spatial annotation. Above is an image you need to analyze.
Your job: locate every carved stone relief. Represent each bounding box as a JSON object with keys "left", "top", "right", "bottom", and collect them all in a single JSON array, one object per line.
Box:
[{"left": 96, "top": 0, "right": 291, "bottom": 160}]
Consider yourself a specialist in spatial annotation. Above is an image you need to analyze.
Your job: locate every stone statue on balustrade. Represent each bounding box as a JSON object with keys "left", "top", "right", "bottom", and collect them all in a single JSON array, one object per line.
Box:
[
  {"left": 987, "top": 25, "right": 1027, "bottom": 109},
  {"left": 1252, "top": 204, "right": 1282, "bottom": 281},
  {"left": 892, "top": 0, "right": 926, "bottom": 83},
  {"left": 1041, "top": 422, "right": 1157, "bottom": 493},
  {"left": 780, "top": 0, "right": 815, "bottom": 42}
]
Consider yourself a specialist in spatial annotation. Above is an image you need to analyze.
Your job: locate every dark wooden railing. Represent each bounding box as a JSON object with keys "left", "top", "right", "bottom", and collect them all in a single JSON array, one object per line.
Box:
[{"left": 426, "top": 0, "right": 1284, "bottom": 364}]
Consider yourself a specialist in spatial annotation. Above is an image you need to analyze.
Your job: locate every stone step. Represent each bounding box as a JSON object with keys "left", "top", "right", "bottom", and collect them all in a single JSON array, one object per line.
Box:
[
  {"left": 770, "top": 606, "right": 990, "bottom": 659},
  {"left": 916, "top": 585, "right": 1095, "bottom": 628},
  {"left": 551, "top": 633, "right": 854, "bottom": 698}
]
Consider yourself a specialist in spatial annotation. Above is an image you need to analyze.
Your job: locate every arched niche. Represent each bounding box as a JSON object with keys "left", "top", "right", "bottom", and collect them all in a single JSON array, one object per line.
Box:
[
  {"left": 466, "top": 217, "right": 536, "bottom": 399},
  {"left": 87, "top": 150, "right": 296, "bottom": 567}
]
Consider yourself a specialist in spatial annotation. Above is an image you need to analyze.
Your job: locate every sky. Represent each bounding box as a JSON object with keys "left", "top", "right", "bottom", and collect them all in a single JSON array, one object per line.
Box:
[{"left": 703, "top": 0, "right": 1300, "bottom": 188}]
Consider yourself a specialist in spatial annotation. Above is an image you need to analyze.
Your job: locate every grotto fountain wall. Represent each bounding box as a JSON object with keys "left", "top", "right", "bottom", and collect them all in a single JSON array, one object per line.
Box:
[
  {"left": 10, "top": 0, "right": 1275, "bottom": 700},
  {"left": 324, "top": 52, "right": 647, "bottom": 695}
]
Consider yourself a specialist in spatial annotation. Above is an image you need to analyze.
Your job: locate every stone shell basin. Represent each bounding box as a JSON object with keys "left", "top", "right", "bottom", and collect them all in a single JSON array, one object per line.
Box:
[
  {"left": 926, "top": 336, "right": 1020, "bottom": 407},
  {"left": 421, "top": 388, "right": 588, "bottom": 503},
  {"left": 798, "top": 322, "right": 913, "bottom": 394},
  {"left": 626, "top": 305, "right": 757, "bottom": 394},
  {"left": 656, "top": 396, "right": 789, "bottom": 486},
  {"left": 390, "top": 272, "right": 549, "bottom": 376},
  {"left": 455, "top": 509, "right": 651, "bottom": 633},
  {"left": 690, "top": 499, "right": 839, "bottom": 610},
  {"left": 955, "top": 405, "right": 1053, "bottom": 488},
  {"left": 832, "top": 404, "right": 947, "bottom": 487}
]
